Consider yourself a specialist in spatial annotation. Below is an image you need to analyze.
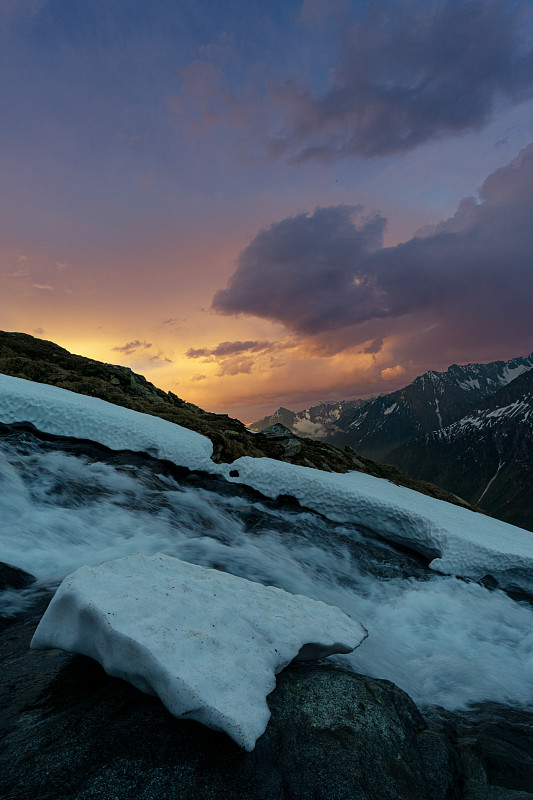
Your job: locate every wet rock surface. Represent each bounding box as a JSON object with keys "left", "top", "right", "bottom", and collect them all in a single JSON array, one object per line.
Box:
[
  {"left": 0, "top": 562, "right": 35, "bottom": 592},
  {"left": 1, "top": 612, "right": 533, "bottom": 800}
]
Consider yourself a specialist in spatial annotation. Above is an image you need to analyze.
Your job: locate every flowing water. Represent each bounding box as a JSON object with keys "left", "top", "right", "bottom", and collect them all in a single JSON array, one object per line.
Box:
[{"left": 1, "top": 425, "right": 533, "bottom": 711}]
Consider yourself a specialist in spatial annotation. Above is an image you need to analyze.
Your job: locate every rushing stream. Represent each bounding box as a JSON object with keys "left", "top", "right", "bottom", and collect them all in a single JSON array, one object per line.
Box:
[{"left": 1, "top": 425, "right": 533, "bottom": 711}]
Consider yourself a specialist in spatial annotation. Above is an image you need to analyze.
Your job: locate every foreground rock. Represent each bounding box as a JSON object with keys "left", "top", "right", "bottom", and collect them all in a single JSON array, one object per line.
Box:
[
  {"left": 2, "top": 611, "right": 533, "bottom": 799},
  {"left": 0, "top": 611, "right": 451, "bottom": 800},
  {"left": 31, "top": 553, "right": 366, "bottom": 750},
  {"left": 0, "top": 561, "right": 34, "bottom": 592}
]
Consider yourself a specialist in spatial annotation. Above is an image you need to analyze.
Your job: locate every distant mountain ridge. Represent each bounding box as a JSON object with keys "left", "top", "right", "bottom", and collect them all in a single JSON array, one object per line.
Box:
[
  {"left": 251, "top": 354, "right": 533, "bottom": 461},
  {"left": 388, "top": 367, "right": 533, "bottom": 530},
  {"left": 250, "top": 352, "right": 533, "bottom": 530},
  {"left": 249, "top": 399, "right": 368, "bottom": 439}
]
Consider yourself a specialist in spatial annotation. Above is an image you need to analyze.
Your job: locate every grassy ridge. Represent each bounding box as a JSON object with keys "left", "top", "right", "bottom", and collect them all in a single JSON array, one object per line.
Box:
[{"left": 0, "top": 331, "right": 480, "bottom": 513}]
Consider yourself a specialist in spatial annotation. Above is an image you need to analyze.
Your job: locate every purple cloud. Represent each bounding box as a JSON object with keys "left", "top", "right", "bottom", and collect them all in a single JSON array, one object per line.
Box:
[
  {"left": 270, "top": 0, "right": 533, "bottom": 161},
  {"left": 213, "top": 143, "right": 533, "bottom": 354},
  {"left": 212, "top": 205, "right": 388, "bottom": 334},
  {"left": 112, "top": 340, "right": 152, "bottom": 355},
  {"left": 363, "top": 337, "right": 384, "bottom": 355}
]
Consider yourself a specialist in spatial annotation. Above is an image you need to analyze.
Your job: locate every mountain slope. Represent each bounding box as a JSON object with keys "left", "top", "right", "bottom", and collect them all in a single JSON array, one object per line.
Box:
[
  {"left": 330, "top": 355, "right": 533, "bottom": 461},
  {"left": 388, "top": 369, "right": 533, "bottom": 531},
  {"left": 0, "top": 330, "right": 476, "bottom": 510}
]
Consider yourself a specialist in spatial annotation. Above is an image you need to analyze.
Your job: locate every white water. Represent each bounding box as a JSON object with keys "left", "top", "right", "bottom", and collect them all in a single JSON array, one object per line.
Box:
[{"left": 2, "top": 430, "right": 533, "bottom": 711}]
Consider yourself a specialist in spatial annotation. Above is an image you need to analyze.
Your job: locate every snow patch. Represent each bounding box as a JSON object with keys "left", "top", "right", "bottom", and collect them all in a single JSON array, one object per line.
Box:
[
  {"left": 218, "top": 457, "right": 533, "bottom": 595},
  {"left": 31, "top": 552, "right": 365, "bottom": 750},
  {"left": 0, "top": 374, "right": 214, "bottom": 471}
]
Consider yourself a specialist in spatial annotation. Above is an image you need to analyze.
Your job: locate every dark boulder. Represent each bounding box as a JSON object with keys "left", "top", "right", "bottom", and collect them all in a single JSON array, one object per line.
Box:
[
  {"left": 1, "top": 611, "right": 533, "bottom": 800},
  {"left": 0, "top": 612, "right": 458, "bottom": 800},
  {"left": 0, "top": 562, "right": 35, "bottom": 592}
]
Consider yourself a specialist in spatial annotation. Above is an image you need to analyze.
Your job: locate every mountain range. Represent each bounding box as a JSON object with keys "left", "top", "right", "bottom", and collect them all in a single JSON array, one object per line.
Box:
[
  {"left": 251, "top": 353, "right": 533, "bottom": 531},
  {"left": 389, "top": 366, "right": 533, "bottom": 530}
]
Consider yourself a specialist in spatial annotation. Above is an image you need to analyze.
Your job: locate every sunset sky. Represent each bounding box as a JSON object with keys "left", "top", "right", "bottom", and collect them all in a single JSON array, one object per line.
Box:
[{"left": 2, "top": 0, "right": 533, "bottom": 422}]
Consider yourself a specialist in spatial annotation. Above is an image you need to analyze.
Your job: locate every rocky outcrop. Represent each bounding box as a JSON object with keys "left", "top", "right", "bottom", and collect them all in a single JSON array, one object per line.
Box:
[
  {"left": 258, "top": 423, "right": 302, "bottom": 457},
  {"left": 2, "top": 609, "right": 532, "bottom": 799}
]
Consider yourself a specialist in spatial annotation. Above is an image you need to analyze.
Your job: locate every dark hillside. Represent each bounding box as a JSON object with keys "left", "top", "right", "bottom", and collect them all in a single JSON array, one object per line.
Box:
[{"left": 389, "top": 369, "right": 533, "bottom": 530}]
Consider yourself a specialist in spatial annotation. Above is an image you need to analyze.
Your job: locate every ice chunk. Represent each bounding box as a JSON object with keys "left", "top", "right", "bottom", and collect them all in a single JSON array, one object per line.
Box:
[{"left": 30, "top": 553, "right": 366, "bottom": 751}]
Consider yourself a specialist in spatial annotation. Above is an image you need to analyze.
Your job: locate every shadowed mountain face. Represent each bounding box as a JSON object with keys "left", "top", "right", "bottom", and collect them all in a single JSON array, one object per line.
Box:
[
  {"left": 333, "top": 357, "right": 533, "bottom": 461},
  {"left": 388, "top": 368, "right": 533, "bottom": 531},
  {"left": 0, "top": 330, "right": 477, "bottom": 511},
  {"left": 249, "top": 353, "right": 533, "bottom": 531},
  {"left": 252, "top": 355, "right": 533, "bottom": 462}
]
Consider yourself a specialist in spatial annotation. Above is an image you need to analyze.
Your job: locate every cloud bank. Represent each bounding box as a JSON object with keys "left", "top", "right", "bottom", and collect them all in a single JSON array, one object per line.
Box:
[
  {"left": 185, "top": 339, "right": 288, "bottom": 378},
  {"left": 186, "top": 340, "right": 273, "bottom": 359},
  {"left": 213, "top": 143, "right": 533, "bottom": 356},
  {"left": 173, "top": 0, "right": 533, "bottom": 163},
  {"left": 271, "top": 0, "right": 533, "bottom": 161}
]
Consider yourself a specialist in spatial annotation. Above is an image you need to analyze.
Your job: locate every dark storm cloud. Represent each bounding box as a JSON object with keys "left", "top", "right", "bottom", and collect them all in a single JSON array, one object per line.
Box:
[
  {"left": 363, "top": 337, "right": 383, "bottom": 355},
  {"left": 213, "top": 144, "right": 533, "bottom": 351},
  {"left": 212, "top": 205, "right": 388, "bottom": 334},
  {"left": 270, "top": 0, "right": 533, "bottom": 161}
]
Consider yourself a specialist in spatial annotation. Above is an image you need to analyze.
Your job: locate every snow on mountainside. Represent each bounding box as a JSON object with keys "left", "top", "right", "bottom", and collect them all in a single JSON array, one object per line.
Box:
[
  {"left": 389, "top": 368, "right": 533, "bottom": 531},
  {"left": 251, "top": 353, "right": 533, "bottom": 463},
  {"left": 249, "top": 399, "right": 368, "bottom": 439},
  {"left": 332, "top": 354, "right": 533, "bottom": 461}
]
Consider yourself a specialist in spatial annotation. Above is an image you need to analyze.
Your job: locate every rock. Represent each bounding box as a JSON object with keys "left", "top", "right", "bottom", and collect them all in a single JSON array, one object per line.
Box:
[
  {"left": 260, "top": 424, "right": 302, "bottom": 457},
  {"left": 1, "top": 612, "right": 456, "bottom": 800},
  {"left": 31, "top": 553, "right": 366, "bottom": 750},
  {"left": 0, "top": 562, "right": 35, "bottom": 592},
  {"left": 262, "top": 666, "right": 459, "bottom": 800},
  {"left": 425, "top": 705, "right": 533, "bottom": 798},
  {"left": 3, "top": 609, "right": 533, "bottom": 799}
]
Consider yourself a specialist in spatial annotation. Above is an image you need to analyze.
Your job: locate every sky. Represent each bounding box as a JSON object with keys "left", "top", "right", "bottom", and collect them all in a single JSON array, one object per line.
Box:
[{"left": 1, "top": 0, "right": 533, "bottom": 422}]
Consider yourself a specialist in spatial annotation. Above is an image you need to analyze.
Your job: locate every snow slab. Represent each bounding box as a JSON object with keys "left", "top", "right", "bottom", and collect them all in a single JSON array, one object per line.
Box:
[
  {"left": 2, "top": 374, "right": 533, "bottom": 595},
  {"left": 221, "top": 457, "right": 533, "bottom": 596},
  {"left": 30, "top": 552, "right": 366, "bottom": 750},
  {"left": 0, "top": 373, "right": 214, "bottom": 471}
]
